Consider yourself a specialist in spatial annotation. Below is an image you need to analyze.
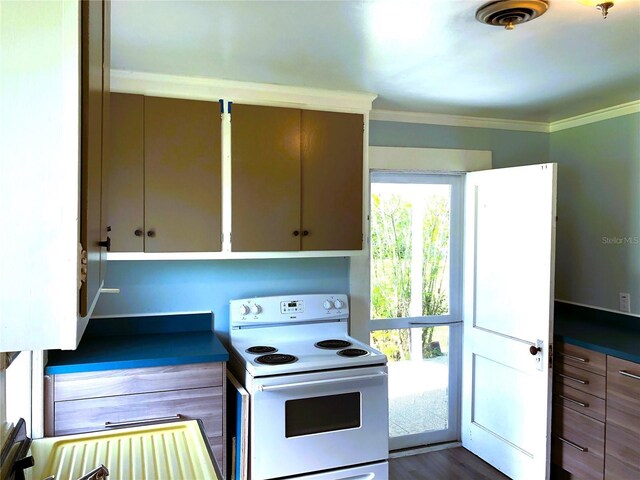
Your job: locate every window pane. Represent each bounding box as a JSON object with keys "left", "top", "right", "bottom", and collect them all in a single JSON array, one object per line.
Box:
[
  {"left": 371, "top": 182, "right": 451, "bottom": 319},
  {"left": 371, "top": 326, "right": 449, "bottom": 437}
]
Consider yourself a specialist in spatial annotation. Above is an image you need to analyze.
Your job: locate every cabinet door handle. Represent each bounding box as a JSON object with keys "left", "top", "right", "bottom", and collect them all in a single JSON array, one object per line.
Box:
[
  {"left": 104, "top": 414, "right": 181, "bottom": 428},
  {"left": 558, "top": 394, "right": 588, "bottom": 408},
  {"left": 147, "top": 230, "right": 156, "bottom": 238},
  {"left": 134, "top": 229, "right": 143, "bottom": 237},
  {"left": 557, "top": 373, "right": 589, "bottom": 385},
  {"left": 302, "top": 230, "right": 309, "bottom": 236},
  {"left": 558, "top": 352, "right": 588, "bottom": 363},
  {"left": 554, "top": 435, "right": 588, "bottom": 452},
  {"left": 293, "top": 230, "right": 300, "bottom": 236},
  {"left": 619, "top": 370, "right": 640, "bottom": 381},
  {"left": 98, "top": 236, "right": 111, "bottom": 252}
]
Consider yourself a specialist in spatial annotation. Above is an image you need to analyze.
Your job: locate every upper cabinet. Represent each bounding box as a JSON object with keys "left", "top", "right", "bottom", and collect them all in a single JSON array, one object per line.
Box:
[
  {"left": 300, "top": 109, "right": 364, "bottom": 251},
  {"left": 107, "top": 93, "right": 222, "bottom": 253},
  {"left": 0, "top": 0, "right": 109, "bottom": 351},
  {"left": 106, "top": 71, "right": 375, "bottom": 259},
  {"left": 230, "top": 104, "right": 302, "bottom": 252},
  {"left": 231, "top": 104, "right": 364, "bottom": 252},
  {"left": 80, "top": 0, "right": 110, "bottom": 318},
  {"left": 107, "top": 93, "right": 144, "bottom": 252}
]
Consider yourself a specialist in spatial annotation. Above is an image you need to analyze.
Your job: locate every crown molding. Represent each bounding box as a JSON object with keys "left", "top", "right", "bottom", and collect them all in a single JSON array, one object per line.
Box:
[
  {"left": 548, "top": 100, "right": 640, "bottom": 132},
  {"left": 369, "top": 109, "right": 550, "bottom": 133},
  {"left": 110, "top": 69, "right": 377, "bottom": 113},
  {"left": 110, "top": 70, "right": 638, "bottom": 131},
  {"left": 371, "top": 100, "right": 640, "bottom": 133}
]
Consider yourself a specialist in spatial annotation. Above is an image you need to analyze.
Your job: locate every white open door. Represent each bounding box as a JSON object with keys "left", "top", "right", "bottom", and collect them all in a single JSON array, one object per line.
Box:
[{"left": 462, "top": 163, "right": 557, "bottom": 480}]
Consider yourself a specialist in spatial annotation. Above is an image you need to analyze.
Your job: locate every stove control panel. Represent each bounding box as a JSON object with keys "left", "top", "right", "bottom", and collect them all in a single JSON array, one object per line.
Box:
[{"left": 230, "top": 294, "right": 349, "bottom": 327}]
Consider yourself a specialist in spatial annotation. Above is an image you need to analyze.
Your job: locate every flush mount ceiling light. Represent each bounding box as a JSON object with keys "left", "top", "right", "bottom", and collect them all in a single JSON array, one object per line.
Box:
[
  {"left": 475, "top": 0, "right": 549, "bottom": 30},
  {"left": 579, "top": 0, "right": 615, "bottom": 18}
]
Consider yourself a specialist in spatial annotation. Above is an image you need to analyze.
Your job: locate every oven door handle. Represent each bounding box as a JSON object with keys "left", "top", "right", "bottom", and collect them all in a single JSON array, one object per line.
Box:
[{"left": 257, "top": 371, "right": 388, "bottom": 392}]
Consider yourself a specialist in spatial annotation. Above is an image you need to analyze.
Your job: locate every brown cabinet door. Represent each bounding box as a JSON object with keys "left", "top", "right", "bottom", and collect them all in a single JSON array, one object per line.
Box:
[
  {"left": 301, "top": 110, "right": 363, "bottom": 251},
  {"left": 107, "top": 93, "right": 144, "bottom": 252},
  {"left": 231, "top": 104, "right": 301, "bottom": 251},
  {"left": 80, "top": 0, "right": 105, "bottom": 316},
  {"left": 99, "top": 0, "right": 111, "bottom": 284},
  {"left": 144, "top": 96, "right": 222, "bottom": 252}
]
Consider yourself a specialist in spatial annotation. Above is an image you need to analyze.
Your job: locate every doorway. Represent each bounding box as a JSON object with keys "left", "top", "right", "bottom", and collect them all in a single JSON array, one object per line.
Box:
[{"left": 369, "top": 172, "right": 462, "bottom": 450}]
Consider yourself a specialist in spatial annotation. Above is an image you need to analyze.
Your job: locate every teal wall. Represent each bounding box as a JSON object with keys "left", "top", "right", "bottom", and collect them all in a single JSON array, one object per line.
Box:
[
  {"left": 369, "top": 121, "right": 550, "bottom": 168},
  {"left": 551, "top": 113, "right": 640, "bottom": 314},
  {"left": 94, "top": 258, "right": 350, "bottom": 339}
]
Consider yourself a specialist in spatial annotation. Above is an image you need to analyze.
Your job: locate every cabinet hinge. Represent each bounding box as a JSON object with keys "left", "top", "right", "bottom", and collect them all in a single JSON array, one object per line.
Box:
[{"left": 78, "top": 242, "right": 88, "bottom": 290}]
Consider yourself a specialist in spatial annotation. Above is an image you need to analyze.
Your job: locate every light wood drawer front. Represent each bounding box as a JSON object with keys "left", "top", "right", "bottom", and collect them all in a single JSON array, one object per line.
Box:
[
  {"left": 552, "top": 405, "right": 604, "bottom": 480},
  {"left": 54, "top": 387, "right": 223, "bottom": 437},
  {"left": 553, "top": 383, "right": 605, "bottom": 422},
  {"left": 556, "top": 343, "right": 606, "bottom": 375},
  {"left": 606, "top": 356, "right": 640, "bottom": 433},
  {"left": 605, "top": 423, "right": 640, "bottom": 479},
  {"left": 555, "top": 363, "right": 606, "bottom": 399},
  {"left": 54, "top": 362, "right": 223, "bottom": 401}
]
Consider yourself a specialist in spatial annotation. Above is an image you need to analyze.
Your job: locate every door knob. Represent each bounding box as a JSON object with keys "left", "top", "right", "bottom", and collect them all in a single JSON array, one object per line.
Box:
[
  {"left": 302, "top": 230, "right": 309, "bottom": 236},
  {"left": 147, "top": 230, "right": 156, "bottom": 238},
  {"left": 293, "top": 230, "right": 300, "bottom": 236},
  {"left": 529, "top": 345, "right": 542, "bottom": 355},
  {"left": 134, "top": 229, "right": 143, "bottom": 237}
]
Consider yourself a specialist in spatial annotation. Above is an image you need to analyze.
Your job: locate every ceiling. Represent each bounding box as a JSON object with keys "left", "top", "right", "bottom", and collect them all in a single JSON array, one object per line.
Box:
[{"left": 111, "top": 0, "right": 640, "bottom": 123}]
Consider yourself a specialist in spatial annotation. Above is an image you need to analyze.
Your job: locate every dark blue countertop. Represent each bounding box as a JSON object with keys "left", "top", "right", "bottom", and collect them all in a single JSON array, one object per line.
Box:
[
  {"left": 45, "top": 312, "right": 229, "bottom": 375},
  {"left": 554, "top": 302, "right": 640, "bottom": 364}
]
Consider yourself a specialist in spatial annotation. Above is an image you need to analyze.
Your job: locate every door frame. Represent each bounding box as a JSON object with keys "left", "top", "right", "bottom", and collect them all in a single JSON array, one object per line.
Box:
[
  {"left": 370, "top": 172, "right": 463, "bottom": 449},
  {"left": 348, "top": 146, "right": 492, "bottom": 451}
]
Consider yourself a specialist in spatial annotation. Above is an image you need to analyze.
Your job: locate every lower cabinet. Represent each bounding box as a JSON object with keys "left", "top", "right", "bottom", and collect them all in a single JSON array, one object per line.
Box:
[
  {"left": 45, "top": 362, "right": 226, "bottom": 476},
  {"left": 552, "top": 343, "right": 640, "bottom": 480},
  {"left": 552, "top": 404, "right": 605, "bottom": 480},
  {"left": 605, "top": 356, "right": 640, "bottom": 479},
  {"left": 552, "top": 343, "right": 606, "bottom": 480}
]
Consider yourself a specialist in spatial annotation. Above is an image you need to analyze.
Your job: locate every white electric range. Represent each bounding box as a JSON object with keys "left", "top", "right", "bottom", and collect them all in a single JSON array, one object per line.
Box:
[{"left": 229, "top": 293, "right": 389, "bottom": 480}]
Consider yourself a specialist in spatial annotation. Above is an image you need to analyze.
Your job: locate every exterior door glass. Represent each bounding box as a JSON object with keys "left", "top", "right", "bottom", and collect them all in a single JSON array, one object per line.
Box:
[{"left": 369, "top": 172, "right": 462, "bottom": 450}]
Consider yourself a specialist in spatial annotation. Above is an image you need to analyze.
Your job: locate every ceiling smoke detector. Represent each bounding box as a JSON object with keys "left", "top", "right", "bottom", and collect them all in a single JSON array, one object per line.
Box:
[{"left": 476, "top": 0, "right": 549, "bottom": 30}]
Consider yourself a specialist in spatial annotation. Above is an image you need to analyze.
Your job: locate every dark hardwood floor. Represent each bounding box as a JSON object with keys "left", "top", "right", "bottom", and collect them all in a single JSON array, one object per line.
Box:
[{"left": 389, "top": 447, "right": 511, "bottom": 480}]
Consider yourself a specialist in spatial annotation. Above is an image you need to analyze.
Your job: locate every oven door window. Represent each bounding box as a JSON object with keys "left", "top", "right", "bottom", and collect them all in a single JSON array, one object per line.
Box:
[{"left": 285, "top": 392, "right": 361, "bottom": 437}]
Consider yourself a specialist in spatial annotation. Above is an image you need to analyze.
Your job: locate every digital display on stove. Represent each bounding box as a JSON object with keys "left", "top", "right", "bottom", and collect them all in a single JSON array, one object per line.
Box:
[{"left": 281, "top": 300, "right": 304, "bottom": 314}]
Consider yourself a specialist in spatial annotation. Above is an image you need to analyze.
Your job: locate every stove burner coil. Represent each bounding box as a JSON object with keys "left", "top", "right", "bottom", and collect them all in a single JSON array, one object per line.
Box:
[
  {"left": 314, "top": 339, "right": 353, "bottom": 350},
  {"left": 255, "top": 353, "right": 299, "bottom": 365},
  {"left": 246, "top": 346, "right": 278, "bottom": 354},
  {"left": 337, "top": 348, "right": 369, "bottom": 358}
]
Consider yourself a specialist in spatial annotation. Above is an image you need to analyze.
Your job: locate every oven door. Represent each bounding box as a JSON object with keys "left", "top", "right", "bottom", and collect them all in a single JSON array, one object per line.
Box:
[{"left": 250, "top": 365, "right": 389, "bottom": 480}]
